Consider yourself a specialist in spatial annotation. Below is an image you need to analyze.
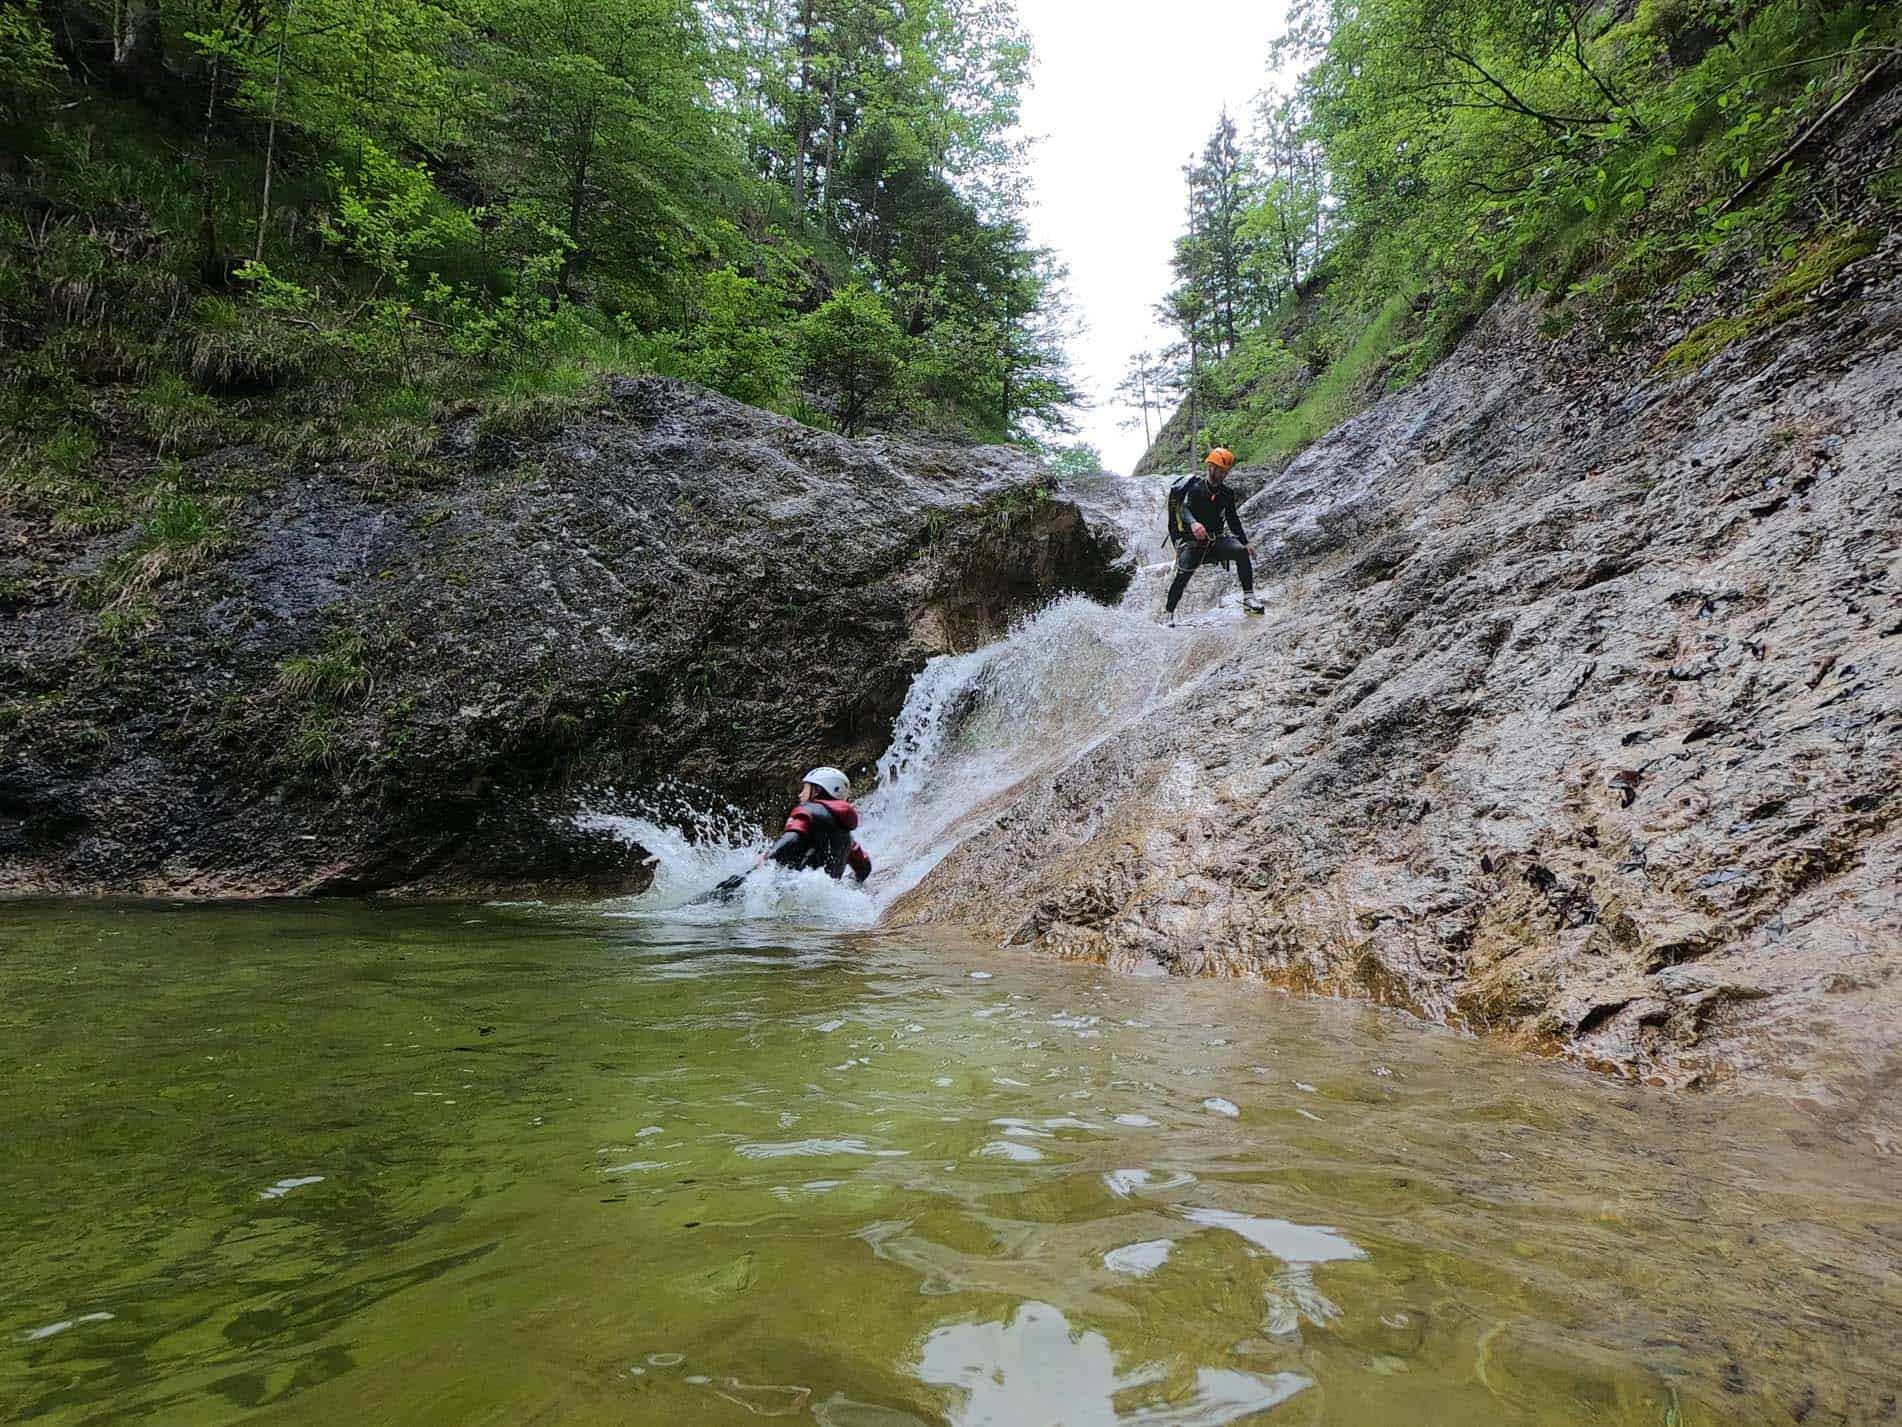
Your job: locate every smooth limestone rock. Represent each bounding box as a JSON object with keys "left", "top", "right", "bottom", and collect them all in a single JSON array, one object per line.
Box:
[
  {"left": 0, "top": 378, "right": 1125, "bottom": 896},
  {"left": 894, "top": 249, "right": 1902, "bottom": 1116}
]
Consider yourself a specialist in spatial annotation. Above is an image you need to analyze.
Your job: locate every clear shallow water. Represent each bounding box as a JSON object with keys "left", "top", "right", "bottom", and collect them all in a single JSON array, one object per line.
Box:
[{"left": 2, "top": 903, "right": 1897, "bottom": 1427}]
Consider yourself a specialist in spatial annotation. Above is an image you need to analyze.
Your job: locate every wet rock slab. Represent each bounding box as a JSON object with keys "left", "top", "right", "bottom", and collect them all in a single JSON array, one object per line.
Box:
[
  {"left": 896, "top": 263, "right": 1902, "bottom": 1118},
  {"left": 0, "top": 379, "right": 1125, "bottom": 896}
]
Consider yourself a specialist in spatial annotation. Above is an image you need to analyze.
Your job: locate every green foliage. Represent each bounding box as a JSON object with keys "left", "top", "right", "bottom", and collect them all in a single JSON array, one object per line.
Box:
[
  {"left": 1142, "top": 0, "right": 1900, "bottom": 470},
  {"left": 677, "top": 269, "right": 795, "bottom": 407},
  {"left": 1044, "top": 442, "right": 1104, "bottom": 476},
  {"left": 1240, "top": 292, "right": 1414, "bottom": 464},
  {"left": 799, "top": 284, "right": 908, "bottom": 436},
  {"left": 478, "top": 0, "right": 725, "bottom": 299},
  {"left": 2, "top": 0, "right": 1071, "bottom": 484},
  {"left": 0, "top": 2, "right": 61, "bottom": 123}
]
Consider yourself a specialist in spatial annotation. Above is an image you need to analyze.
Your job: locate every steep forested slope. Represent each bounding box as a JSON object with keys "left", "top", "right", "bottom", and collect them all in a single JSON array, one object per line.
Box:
[
  {"left": 1135, "top": 0, "right": 1901, "bottom": 473},
  {"left": 1, "top": 0, "right": 1074, "bottom": 502}
]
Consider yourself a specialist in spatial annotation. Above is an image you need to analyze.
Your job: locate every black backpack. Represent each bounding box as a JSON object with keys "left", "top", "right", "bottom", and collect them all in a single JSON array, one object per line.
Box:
[{"left": 1163, "top": 473, "right": 1199, "bottom": 546}]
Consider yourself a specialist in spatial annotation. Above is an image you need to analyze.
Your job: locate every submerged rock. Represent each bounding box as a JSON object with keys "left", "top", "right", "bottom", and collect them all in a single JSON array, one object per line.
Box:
[
  {"left": 895, "top": 260, "right": 1902, "bottom": 1113},
  {"left": 0, "top": 379, "right": 1125, "bottom": 896}
]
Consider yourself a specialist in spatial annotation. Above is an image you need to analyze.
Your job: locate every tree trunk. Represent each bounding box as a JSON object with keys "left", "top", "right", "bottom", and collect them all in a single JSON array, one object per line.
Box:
[
  {"left": 790, "top": 0, "right": 814, "bottom": 214},
  {"left": 996, "top": 293, "right": 1011, "bottom": 428},
  {"left": 254, "top": 0, "right": 292, "bottom": 265},
  {"left": 196, "top": 50, "right": 225, "bottom": 286},
  {"left": 1308, "top": 150, "right": 1323, "bottom": 278},
  {"left": 113, "top": 0, "right": 165, "bottom": 95},
  {"left": 560, "top": 125, "right": 592, "bottom": 301},
  {"left": 818, "top": 65, "right": 839, "bottom": 217},
  {"left": 1187, "top": 334, "right": 1199, "bottom": 451},
  {"left": 840, "top": 351, "right": 861, "bottom": 436}
]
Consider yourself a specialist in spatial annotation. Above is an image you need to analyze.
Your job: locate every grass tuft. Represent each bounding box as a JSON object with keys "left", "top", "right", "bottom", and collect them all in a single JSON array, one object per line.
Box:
[
  {"left": 476, "top": 361, "right": 602, "bottom": 441},
  {"left": 271, "top": 627, "right": 375, "bottom": 777},
  {"left": 132, "top": 372, "right": 220, "bottom": 454},
  {"left": 93, "top": 481, "right": 232, "bottom": 606},
  {"left": 276, "top": 632, "right": 371, "bottom": 703}
]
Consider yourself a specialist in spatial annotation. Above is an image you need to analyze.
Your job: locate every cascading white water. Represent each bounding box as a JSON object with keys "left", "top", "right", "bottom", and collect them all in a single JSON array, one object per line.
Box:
[
  {"left": 577, "top": 781, "right": 882, "bottom": 928},
  {"left": 588, "top": 471, "right": 1257, "bottom": 925}
]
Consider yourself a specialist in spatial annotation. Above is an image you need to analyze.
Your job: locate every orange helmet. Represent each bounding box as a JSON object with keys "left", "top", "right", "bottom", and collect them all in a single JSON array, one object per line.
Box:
[{"left": 1206, "top": 447, "right": 1236, "bottom": 471}]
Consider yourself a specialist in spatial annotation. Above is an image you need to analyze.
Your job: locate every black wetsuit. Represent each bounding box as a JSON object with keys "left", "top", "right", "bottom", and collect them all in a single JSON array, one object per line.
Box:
[
  {"left": 1167, "top": 475, "right": 1253, "bottom": 613},
  {"left": 765, "top": 798, "right": 872, "bottom": 881}
]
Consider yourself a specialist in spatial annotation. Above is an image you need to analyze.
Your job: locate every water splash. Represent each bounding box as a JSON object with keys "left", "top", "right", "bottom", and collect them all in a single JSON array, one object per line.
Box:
[
  {"left": 577, "top": 783, "right": 877, "bottom": 929},
  {"left": 576, "top": 780, "right": 760, "bottom": 906},
  {"left": 580, "top": 475, "right": 1255, "bottom": 927}
]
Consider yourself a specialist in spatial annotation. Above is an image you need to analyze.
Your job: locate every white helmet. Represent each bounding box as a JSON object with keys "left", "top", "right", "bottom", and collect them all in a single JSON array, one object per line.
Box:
[{"left": 802, "top": 766, "right": 850, "bottom": 800}]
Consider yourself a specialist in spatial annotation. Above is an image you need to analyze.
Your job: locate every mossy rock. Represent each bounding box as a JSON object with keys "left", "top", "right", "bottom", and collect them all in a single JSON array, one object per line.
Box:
[{"left": 1658, "top": 227, "right": 1879, "bottom": 373}]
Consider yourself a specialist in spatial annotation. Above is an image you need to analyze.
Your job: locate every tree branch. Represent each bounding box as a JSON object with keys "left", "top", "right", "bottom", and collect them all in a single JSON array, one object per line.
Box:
[
  {"left": 1412, "top": 46, "right": 1612, "bottom": 131},
  {"left": 1717, "top": 55, "right": 1894, "bottom": 217},
  {"left": 1567, "top": 2, "right": 1646, "bottom": 134}
]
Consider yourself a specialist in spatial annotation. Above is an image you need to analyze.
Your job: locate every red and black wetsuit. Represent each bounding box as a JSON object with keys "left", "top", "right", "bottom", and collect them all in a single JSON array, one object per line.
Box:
[{"left": 766, "top": 798, "right": 873, "bottom": 882}]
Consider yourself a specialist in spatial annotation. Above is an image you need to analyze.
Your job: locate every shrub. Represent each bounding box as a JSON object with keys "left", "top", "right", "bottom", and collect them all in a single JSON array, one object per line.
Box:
[
  {"left": 678, "top": 269, "right": 794, "bottom": 407},
  {"left": 0, "top": 3, "right": 60, "bottom": 124},
  {"left": 799, "top": 284, "right": 909, "bottom": 437}
]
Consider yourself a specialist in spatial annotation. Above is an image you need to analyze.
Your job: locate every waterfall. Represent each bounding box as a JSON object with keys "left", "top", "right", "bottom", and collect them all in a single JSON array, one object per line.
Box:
[{"left": 586, "top": 473, "right": 1257, "bottom": 924}]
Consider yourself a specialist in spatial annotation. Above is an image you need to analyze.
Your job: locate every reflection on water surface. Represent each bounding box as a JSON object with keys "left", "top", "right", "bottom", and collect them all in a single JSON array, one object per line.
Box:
[{"left": 0, "top": 901, "right": 1896, "bottom": 1426}]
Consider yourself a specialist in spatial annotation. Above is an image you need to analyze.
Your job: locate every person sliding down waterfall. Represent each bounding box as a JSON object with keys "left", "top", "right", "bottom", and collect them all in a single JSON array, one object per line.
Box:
[
  {"left": 696, "top": 767, "right": 872, "bottom": 903},
  {"left": 760, "top": 767, "right": 873, "bottom": 882},
  {"left": 1163, "top": 447, "right": 1265, "bottom": 627}
]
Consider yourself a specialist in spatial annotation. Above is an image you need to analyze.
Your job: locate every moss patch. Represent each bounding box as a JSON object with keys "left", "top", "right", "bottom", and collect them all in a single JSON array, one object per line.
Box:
[{"left": 1658, "top": 227, "right": 1878, "bottom": 372}]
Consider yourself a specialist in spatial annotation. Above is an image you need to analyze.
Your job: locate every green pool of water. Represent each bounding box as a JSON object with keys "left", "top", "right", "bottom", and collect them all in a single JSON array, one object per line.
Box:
[{"left": 1, "top": 902, "right": 1895, "bottom": 1425}]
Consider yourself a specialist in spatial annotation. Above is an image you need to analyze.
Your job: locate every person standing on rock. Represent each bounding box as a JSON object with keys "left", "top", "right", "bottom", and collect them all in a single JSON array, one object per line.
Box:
[
  {"left": 760, "top": 767, "right": 873, "bottom": 882},
  {"left": 1164, "top": 448, "right": 1265, "bottom": 626}
]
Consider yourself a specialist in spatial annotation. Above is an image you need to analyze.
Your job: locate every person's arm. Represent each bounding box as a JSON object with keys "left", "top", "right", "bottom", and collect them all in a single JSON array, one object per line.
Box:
[
  {"left": 1222, "top": 489, "right": 1248, "bottom": 543},
  {"left": 847, "top": 842, "right": 872, "bottom": 882},
  {"left": 1184, "top": 479, "right": 1212, "bottom": 541},
  {"left": 765, "top": 808, "right": 814, "bottom": 867}
]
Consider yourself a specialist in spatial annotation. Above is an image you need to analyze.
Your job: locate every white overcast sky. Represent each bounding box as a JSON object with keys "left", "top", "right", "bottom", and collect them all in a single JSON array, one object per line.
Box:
[{"left": 1014, "top": 0, "right": 1294, "bottom": 471}]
